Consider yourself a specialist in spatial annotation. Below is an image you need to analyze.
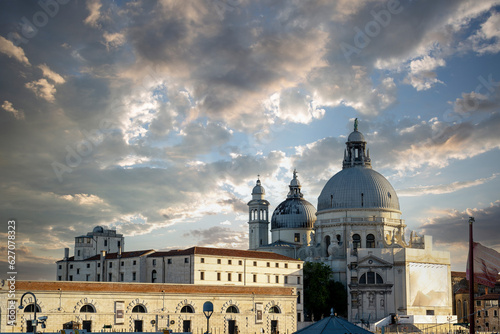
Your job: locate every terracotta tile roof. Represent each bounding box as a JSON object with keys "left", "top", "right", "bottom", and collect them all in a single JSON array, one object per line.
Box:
[
  {"left": 451, "top": 271, "right": 466, "bottom": 278},
  {"left": 476, "top": 293, "right": 500, "bottom": 300},
  {"left": 148, "top": 246, "right": 302, "bottom": 261},
  {"left": 59, "top": 250, "right": 154, "bottom": 262},
  {"left": 13, "top": 281, "right": 295, "bottom": 296}
]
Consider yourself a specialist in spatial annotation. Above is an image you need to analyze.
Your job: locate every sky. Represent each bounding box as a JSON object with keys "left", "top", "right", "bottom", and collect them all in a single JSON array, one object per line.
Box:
[{"left": 1, "top": 0, "right": 499, "bottom": 281}]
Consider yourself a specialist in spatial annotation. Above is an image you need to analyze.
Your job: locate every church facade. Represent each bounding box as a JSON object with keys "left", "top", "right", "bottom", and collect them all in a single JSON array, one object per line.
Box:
[{"left": 249, "top": 121, "right": 453, "bottom": 326}]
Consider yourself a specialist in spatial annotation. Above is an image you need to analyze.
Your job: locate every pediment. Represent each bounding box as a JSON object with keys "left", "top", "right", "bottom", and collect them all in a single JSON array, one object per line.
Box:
[{"left": 357, "top": 254, "right": 393, "bottom": 267}]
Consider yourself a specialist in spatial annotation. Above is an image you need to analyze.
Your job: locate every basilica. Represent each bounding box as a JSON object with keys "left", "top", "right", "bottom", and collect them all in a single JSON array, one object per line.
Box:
[{"left": 249, "top": 120, "right": 453, "bottom": 326}]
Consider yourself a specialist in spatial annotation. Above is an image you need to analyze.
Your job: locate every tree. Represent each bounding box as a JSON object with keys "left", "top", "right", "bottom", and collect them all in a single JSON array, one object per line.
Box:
[{"left": 303, "top": 262, "right": 347, "bottom": 320}]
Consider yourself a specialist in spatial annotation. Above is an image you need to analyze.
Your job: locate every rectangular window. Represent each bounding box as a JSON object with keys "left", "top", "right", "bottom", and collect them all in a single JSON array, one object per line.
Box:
[
  {"left": 217, "top": 259, "right": 221, "bottom": 264},
  {"left": 109, "top": 273, "right": 112, "bottom": 281},
  {"left": 494, "top": 310, "right": 498, "bottom": 317},
  {"left": 426, "top": 310, "right": 435, "bottom": 316},
  {"left": 200, "top": 272, "right": 205, "bottom": 280},
  {"left": 133, "top": 260, "right": 137, "bottom": 265},
  {"left": 297, "top": 277, "right": 301, "bottom": 284},
  {"left": 285, "top": 276, "right": 288, "bottom": 284},
  {"left": 201, "top": 258, "right": 205, "bottom": 263},
  {"left": 253, "top": 274, "right": 257, "bottom": 282},
  {"left": 275, "top": 263, "right": 279, "bottom": 268},
  {"left": 98, "top": 263, "right": 100, "bottom": 267},
  {"left": 77, "top": 250, "right": 81, "bottom": 256},
  {"left": 267, "top": 275, "right": 270, "bottom": 283},
  {"left": 104, "top": 240, "right": 107, "bottom": 246},
  {"left": 267, "top": 262, "right": 270, "bottom": 267},
  {"left": 217, "top": 273, "right": 221, "bottom": 281},
  {"left": 97, "top": 274, "right": 100, "bottom": 281},
  {"left": 77, "top": 269, "right": 80, "bottom": 274},
  {"left": 275, "top": 276, "right": 279, "bottom": 283},
  {"left": 58, "top": 264, "right": 62, "bottom": 269},
  {"left": 121, "top": 261, "right": 124, "bottom": 266},
  {"left": 228, "top": 273, "right": 232, "bottom": 281},
  {"left": 70, "top": 264, "right": 73, "bottom": 269},
  {"left": 118, "top": 241, "right": 121, "bottom": 248},
  {"left": 253, "top": 261, "right": 257, "bottom": 266},
  {"left": 109, "top": 262, "right": 112, "bottom": 268},
  {"left": 297, "top": 291, "right": 301, "bottom": 304},
  {"left": 58, "top": 276, "right": 62, "bottom": 281},
  {"left": 69, "top": 275, "right": 73, "bottom": 281},
  {"left": 184, "top": 257, "right": 189, "bottom": 263},
  {"left": 297, "top": 313, "right": 301, "bottom": 322},
  {"left": 87, "top": 263, "right": 90, "bottom": 268},
  {"left": 239, "top": 260, "right": 242, "bottom": 265},
  {"left": 152, "top": 259, "right": 157, "bottom": 266},
  {"left": 228, "top": 260, "right": 232, "bottom": 265},
  {"left": 238, "top": 273, "right": 242, "bottom": 282},
  {"left": 133, "top": 272, "right": 136, "bottom": 281},
  {"left": 294, "top": 233, "right": 300, "bottom": 243},
  {"left": 298, "top": 264, "right": 301, "bottom": 269},
  {"left": 120, "top": 273, "right": 124, "bottom": 281},
  {"left": 477, "top": 300, "right": 482, "bottom": 306},
  {"left": 285, "top": 263, "right": 288, "bottom": 268},
  {"left": 167, "top": 259, "right": 172, "bottom": 264}
]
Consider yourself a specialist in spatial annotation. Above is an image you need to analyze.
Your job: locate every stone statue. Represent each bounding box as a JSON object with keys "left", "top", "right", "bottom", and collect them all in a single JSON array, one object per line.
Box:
[
  {"left": 354, "top": 118, "right": 359, "bottom": 131},
  {"left": 310, "top": 231, "right": 315, "bottom": 246}
]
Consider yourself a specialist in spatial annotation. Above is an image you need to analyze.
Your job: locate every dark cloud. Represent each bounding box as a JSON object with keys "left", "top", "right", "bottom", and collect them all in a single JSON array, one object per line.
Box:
[
  {"left": 419, "top": 201, "right": 500, "bottom": 249},
  {"left": 183, "top": 226, "right": 248, "bottom": 249}
]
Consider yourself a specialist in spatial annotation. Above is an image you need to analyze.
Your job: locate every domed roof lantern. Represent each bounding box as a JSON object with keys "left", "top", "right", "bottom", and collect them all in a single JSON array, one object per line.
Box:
[
  {"left": 343, "top": 118, "right": 371, "bottom": 169},
  {"left": 252, "top": 176, "right": 265, "bottom": 200},
  {"left": 288, "top": 169, "right": 304, "bottom": 199}
]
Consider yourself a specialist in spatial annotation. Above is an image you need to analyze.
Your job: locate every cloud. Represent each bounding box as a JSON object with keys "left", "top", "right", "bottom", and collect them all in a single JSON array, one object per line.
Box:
[
  {"left": 0, "top": 35, "right": 30, "bottom": 66},
  {"left": 25, "top": 78, "right": 57, "bottom": 102},
  {"left": 2, "top": 100, "right": 25, "bottom": 120},
  {"left": 406, "top": 56, "right": 446, "bottom": 91},
  {"left": 38, "top": 64, "right": 65, "bottom": 84},
  {"left": 183, "top": 226, "right": 248, "bottom": 249},
  {"left": 463, "top": 11, "right": 500, "bottom": 55},
  {"left": 419, "top": 201, "right": 500, "bottom": 249},
  {"left": 84, "top": 0, "right": 103, "bottom": 27},
  {"left": 398, "top": 174, "right": 498, "bottom": 196}
]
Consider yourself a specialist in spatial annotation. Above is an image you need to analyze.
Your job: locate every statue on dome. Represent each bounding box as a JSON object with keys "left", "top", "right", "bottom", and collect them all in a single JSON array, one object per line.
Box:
[{"left": 354, "top": 118, "right": 359, "bottom": 131}]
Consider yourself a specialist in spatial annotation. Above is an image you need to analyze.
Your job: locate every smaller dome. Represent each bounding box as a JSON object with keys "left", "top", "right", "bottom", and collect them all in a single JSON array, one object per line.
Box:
[
  {"left": 93, "top": 226, "right": 104, "bottom": 233},
  {"left": 271, "top": 198, "right": 317, "bottom": 230},
  {"left": 347, "top": 130, "right": 365, "bottom": 142},
  {"left": 252, "top": 179, "right": 265, "bottom": 195}
]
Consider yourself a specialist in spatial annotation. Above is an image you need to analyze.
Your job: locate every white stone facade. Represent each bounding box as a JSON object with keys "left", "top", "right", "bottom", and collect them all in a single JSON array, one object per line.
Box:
[
  {"left": 0, "top": 281, "right": 298, "bottom": 333},
  {"left": 250, "top": 121, "right": 453, "bottom": 326}
]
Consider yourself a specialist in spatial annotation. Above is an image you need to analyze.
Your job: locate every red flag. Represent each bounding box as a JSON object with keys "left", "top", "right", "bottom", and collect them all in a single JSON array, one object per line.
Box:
[{"left": 466, "top": 242, "right": 500, "bottom": 288}]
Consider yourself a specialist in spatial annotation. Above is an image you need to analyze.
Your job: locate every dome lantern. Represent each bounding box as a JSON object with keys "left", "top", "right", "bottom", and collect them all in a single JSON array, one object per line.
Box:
[{"left": 343, "top": 118, "right": 372, "bottom": 169}]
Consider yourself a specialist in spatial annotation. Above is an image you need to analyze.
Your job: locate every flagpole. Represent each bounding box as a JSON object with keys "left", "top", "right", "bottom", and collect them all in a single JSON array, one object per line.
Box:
[{"left": 469, "top": 216, "right": 475, "bottom": 334}]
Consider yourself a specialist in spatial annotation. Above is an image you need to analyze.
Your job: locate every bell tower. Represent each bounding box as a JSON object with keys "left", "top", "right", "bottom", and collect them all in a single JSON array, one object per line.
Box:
[{"left": 247, "top": 177, "right": 270, "bottom": 250}]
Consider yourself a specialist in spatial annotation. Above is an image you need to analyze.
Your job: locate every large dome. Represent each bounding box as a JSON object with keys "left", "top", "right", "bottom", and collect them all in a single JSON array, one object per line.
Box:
[
  {"left": 271, "top": 198, "right": 317, "bottom": 229},
  {"left": 317, "top": 166, "right": 400, "bottom": 212}
]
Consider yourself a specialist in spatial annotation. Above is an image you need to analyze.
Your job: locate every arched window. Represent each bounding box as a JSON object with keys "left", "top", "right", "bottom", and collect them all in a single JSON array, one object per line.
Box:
[
  {"left": 366, "top": 234, "right": 375, "bottom": 248},
  {"left": 359, "top": 272, "right": 383, "bottom": 284},
  {"left": 325, "top": 235, "right": 331, "bottom": 256},
  {"left": 132, "top": 305, "right": 146, "bottom": 313},
  {"left": 352, "top": 234, "right": 361, "bottom": 250},
  {"left": 24, "top": 304, "right": 41, "bottom": 312},
  {"left": 152, "top": 270, "right": 157, "bottom": 283},
  {"left": 226, "top": 306, "right": 239, "bottom": 313},
  {"left": 269, "top": 306, "right": 281, "bottom": 314},
  {"left": 80, "top": 304, "right": 95, "bottom": 313},
  {"left": 181, "top": 305, "right": 194, "bottom": 313}
]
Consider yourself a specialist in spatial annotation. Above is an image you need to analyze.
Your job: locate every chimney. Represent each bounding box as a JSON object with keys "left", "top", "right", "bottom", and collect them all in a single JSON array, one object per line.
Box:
[{"left": 64, "top": 248, "right": 69, "bottom": 260}]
